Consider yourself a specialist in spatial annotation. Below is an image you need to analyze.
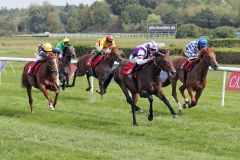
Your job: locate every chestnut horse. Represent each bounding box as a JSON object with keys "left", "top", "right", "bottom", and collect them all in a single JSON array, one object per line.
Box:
[
  {"left": 114, "top": 52, "right": 179, "bottom": 125},
  {"left": 69, "top": 47, "right": 124, "bottom": 99},
  {"left": 59, "top": 45, "right": 76, "bottom": 90},
  {"left": 21, "top": 52, "right": 60, "bottom": 112},
  {"left": 169, "top": 48, "right": 218, "bottom": 112}
]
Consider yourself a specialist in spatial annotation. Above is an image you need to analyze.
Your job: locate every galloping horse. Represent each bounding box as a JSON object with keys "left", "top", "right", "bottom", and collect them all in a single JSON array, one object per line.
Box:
[
  {"left": 21, "top": 52, "right": 60, "bottom": 112},
  {"left": 114, "top": 52, "right": 179, "bottom": 125},
  {"left": 69, "top": 47, "right": 123, "bottom": 99},
  {"left": 169, "top": 48, "right": 218, "bottom": 112},
  {"left": 59, "top": 45, "right": 76, "bottom": 90}
]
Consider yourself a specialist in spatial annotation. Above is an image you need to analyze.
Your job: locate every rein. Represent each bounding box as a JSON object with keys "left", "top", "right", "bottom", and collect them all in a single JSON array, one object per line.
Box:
[{"left": 153, "top": 58, "right": 162, "bottom": 70}]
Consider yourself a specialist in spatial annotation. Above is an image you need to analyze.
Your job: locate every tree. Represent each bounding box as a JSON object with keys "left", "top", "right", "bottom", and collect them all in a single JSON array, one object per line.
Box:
[
  {"left": 106, "top": 0, "right": 138, "bottom": 15},
  {"left": 190, "top": 8, "right": 220, "bottom": 29},
  {"left": 146, "top": 13, "right": 162, "bottom": 24},
  {"left": 122, "top": 4, "right": 149, "bottom": 24}
]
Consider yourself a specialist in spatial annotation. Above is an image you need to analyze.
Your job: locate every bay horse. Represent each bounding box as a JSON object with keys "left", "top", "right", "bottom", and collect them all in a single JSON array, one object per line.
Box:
[
  {"left": 169, "top": 48, "right": 218, "bottom": 112},
  {"left": 114, "top": 52, "right": 179, "bottom": 125},
  {"left": 21, "top": 52, "right": 60, "bottom": 112},
  {"left": 69, "top": 47, "right": 124, "bottom": 99},
  {"left": 58, "top": 45, "right": 76, "bottom": 90}
]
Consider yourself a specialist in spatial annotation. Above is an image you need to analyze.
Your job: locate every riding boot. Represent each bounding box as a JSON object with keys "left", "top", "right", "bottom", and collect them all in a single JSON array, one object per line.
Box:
[
  {"left": 184, "top": 60, "right": 189, "bottom": 83},
  {"left": 90, "top": 51, "right": 101, "bottom": 66},
  {"left": 128, "top": 64, "right": 138, "bottom": 79}
]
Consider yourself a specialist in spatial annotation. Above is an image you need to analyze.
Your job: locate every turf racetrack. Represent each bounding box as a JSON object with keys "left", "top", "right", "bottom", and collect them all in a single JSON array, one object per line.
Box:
[{"left": 0, "top": 62, "right": 239, "bottom": 160}]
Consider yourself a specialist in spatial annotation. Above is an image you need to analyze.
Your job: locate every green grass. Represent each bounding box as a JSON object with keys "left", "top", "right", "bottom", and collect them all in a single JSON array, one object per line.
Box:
[{"left": 0, "top": 62, "right": 239, "bottom": 160}]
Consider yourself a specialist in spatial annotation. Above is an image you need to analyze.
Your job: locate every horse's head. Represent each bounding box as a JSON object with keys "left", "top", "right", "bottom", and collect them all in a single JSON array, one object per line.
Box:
[
  {"left": 199, "top": 48, "right": 218, "bottom": 70},
  {"left": 47, "top": 52, "right": 59, "bottom": 74},
  {"left": 63, "top": 45, "right": 76, "bottom": 58},
  {"left": 109, "top": 47, "right": 124, "bottom": 62},
  {"left": 154, "top": 51, "right": 176, "bottom": 77}
]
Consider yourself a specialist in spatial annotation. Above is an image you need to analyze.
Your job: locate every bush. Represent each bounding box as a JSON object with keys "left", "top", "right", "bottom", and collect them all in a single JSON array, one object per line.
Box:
[
  {"left": 176, "top": 24, "right": 201, "bottom": 38},
  {"left": 208, "top": 39, "right": 240, "bottom": 47},
  {"left": 212, "top": 26, "right": 236, "bottom": 38}
]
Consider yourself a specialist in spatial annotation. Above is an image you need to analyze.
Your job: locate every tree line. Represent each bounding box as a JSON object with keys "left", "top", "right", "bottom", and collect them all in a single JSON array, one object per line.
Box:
[{"left": 0, "top": 0, "right": 239, "bottom": 37}]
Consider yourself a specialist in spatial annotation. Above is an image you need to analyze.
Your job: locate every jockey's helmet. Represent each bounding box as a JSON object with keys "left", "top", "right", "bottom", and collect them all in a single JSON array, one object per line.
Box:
[
  {"left": 63, "top": 37, "right": 70, "bottom": 43},
  {"left": 145, "top": 41, "right": 158, "bottom": 51},
  {"left": 43, "top": 43, "right": 53, "bottom": 52},
  {"left": 106, "top": 35, "right": 113, "bottom": 42},
  {"left": 198, "top": 37, "right": 207, "bottom": 48}
]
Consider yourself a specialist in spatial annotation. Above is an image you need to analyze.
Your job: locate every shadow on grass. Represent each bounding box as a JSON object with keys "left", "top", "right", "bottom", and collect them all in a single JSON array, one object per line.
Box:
[{"left": 0, "top": 109, "right": 29, "bottom": 118}]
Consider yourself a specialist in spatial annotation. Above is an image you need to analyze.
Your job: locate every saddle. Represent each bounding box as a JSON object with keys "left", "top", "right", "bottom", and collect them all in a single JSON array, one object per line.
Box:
[
  {"left": 181, "top": 59, "right": 200, "bottom": 82},
  {"left": 181, "top": 59, "right": 200, "bottom": 73}
]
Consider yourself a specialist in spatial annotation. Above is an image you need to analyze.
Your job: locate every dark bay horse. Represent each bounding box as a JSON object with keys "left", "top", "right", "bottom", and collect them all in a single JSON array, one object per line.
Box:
[
  {"left": 21, "top": 52, "right": 60, "bottom": 112},
  {"left": 59, "top": 45, "right": 76, "bottom": 90},
  {"left": 169, "top": 48, "right": 218, "bottom": 112},
  {"left": 69, "top": 47, "right": 124, "bottom": 99},
  {"left": 114, "top": 52, "right": 179, "bottom": 125}
]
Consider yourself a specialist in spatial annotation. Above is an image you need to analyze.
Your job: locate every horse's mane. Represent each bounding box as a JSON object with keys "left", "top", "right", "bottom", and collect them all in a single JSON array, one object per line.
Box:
[{"left": 198, "top": 48, "right": 212, "bottom": 59}]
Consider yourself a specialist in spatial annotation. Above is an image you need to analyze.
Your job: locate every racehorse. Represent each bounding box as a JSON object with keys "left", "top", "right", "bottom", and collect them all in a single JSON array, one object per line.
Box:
[
  {"left": 169, "top": 48, "right": 218, "bottom": 112},
  {"left": 21, "top": 52, "right": 60, "bottom": 112},
  {"left": 69, "top": 47, "right": 124, "bottom": 99},
  {"left": 114, "top": 52, "right": 179, "bottom": 125},
  {"left": 58, "top": 45, "right": 76, "bottom": 90}
]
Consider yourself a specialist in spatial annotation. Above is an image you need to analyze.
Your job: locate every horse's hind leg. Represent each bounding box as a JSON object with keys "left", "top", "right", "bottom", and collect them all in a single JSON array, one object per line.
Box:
[
  {"left": 118, "top": 81, "right": 138, "bottom": 125},
  {"left": 156, "top": 89, "right": 179, "bottom": 119},
  {"left": 26, "top": 86, "right": 33, "bottom": 113},
  {"left": 170, "top": 78, "right": 182, "bottom": 113}
]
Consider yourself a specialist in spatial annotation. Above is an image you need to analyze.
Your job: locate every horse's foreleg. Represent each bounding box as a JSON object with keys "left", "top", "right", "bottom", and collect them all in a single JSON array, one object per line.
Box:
[
  {"left": 26, "top": 86, "right": 33, "bottom": 113},
  {"left": 66, "top": 74, "right": 70, "bottom": 88},
  {"left": 188, "top": 88, "right": 202, "bottom": 108},
  {"left": 148, "top": 95, "right": 153, "bottom": 121},
  {"left": 39, "top": 84, "right": 54, "bottom": 111},
  {"left": 131, "top": 91, "right": 143, "bottom": 113},
  {"left": 68, "top": 71, "right": 77, "bottom": 87},
  {"left": 156, "top": 89, "right": 179, "bottom": 119},
  {"left": 53, "top": 85, "right": 60, "bottom": 108},
  {"left": 179, "top": 84, "right": 189, "bottom": 108},
  {"left": 86, "top": 73, "right": 92, "bottom": 91}
]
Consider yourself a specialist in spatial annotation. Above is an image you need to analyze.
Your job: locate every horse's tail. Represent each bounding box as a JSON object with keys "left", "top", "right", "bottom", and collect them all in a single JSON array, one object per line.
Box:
[{"left": 21, "top": 63, "right": 29, "bottom": 88}]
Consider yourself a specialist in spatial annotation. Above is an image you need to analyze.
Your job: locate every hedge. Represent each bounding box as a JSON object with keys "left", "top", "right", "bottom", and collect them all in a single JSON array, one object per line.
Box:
[
  {"left": 208, "top": 39, "right": 240, "bottom": 48},
  {"left": 74, "top": 45, "right": 240, "bottom": 64}
]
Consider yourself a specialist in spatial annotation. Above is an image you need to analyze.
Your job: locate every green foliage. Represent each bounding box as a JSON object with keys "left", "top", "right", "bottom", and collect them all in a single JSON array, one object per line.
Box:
[
  {"left": 208, "top": 38, "right": 240, "bottom": 47},
  {"left": 190, "top": 8, "right": 220, "bottom": 29},
  {"left": 176, "top": 24, "right": 201, "bottom": 38},
  {"left": 212, "top": 26, "right": 236, "bottom": 38}
]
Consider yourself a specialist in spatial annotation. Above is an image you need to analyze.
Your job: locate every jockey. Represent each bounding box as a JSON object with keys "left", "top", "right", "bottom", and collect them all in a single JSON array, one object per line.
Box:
[
  {"left": 90, "top": 35, "right": 117, "bottom": 65},
  {"left": 30, "top": 43, "right": 62, "bottom": 74},
  {"left": 56, "top": 37, "right": 70, "bottom": 57},
  {"left": 185, "top": 36, "right": 208, "bottom": 61},
  {"left": 183, "top": 36, "right": 208, "bottom": 81},
  {"left": 128, "top": 41, "right": 158, "bottom": 78}
]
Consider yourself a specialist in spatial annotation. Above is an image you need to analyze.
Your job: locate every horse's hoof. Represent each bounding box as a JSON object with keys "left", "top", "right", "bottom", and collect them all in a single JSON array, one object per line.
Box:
[
  {"left": 148, "top": 115, "right": 153, "bottom": 121},
  {"left": 178, "top": 110, "right": 182, "bottom": 115},
  {"left": 86, "top": 88, "right": 91, "bottom": 91},
  {"left": 133, "top": 123, "right": 139, "bottom": 126},
  {"left": 183, "top": 103, "right": 188, "bottom": 109},
  {"left": 172, "top": 115, "right": 179, "bottom": 119}
]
